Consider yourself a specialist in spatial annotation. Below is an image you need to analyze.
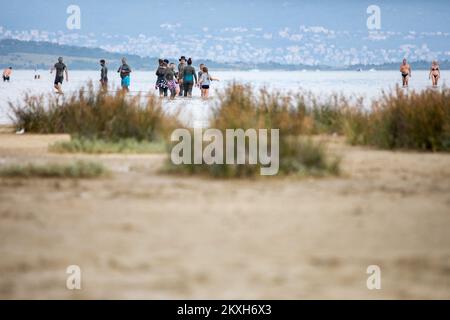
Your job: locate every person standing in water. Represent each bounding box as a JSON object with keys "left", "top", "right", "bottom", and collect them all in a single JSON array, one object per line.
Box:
[
  {"left": 429, "top": 60, "right": 441, "bottom": 87},
  {"left": 399, "top": 58, "right": 411, "bottom": 87},
  {"left": 177, "top": 56, "right": 187, "bottom": 96},
  {"left": 34, "top": 66, "right": 41, "bottom": 80},
  {"left": 2, "top": 67, "right": 12, "bottom": 82},
  {"left": 117, "top": 57, "right": 132, "bottom": 92},
  {"left": 165, "top": 63, "right": 179, "bottom": 100},
  {"left": 156, "top": 59, "right": 168, "bottom": 97},
  {"left": 100, "top": 59, "right": 108, "bottom": 91},
  {"left": 198, "top": 66, "right": 219, "bottom": 99},
  {"left": 198, "top": 63, "right": 205, "bottom": 81},
  {"left": 180, "top": 58, "right": 197, "bottom": 97},
  {"left": 50, "top": 57, "right": 68, "bottom": 94}
]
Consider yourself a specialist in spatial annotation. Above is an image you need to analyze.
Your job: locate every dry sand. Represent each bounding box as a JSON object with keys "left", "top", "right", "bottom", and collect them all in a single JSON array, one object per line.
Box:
[{"left": 0, "top": 133, "right": 449, "bottom": 299}]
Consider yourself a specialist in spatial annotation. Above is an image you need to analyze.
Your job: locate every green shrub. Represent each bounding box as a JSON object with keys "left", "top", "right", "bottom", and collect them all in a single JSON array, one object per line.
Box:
[
  {"left": 49, "top": 138, "right": 166, "bottom": 154},
  {"left": 10, "top": 82, "right": 180, "bottom": 142},
  {"left": 0, "top": 161, "right": 108, "bottom": 178},
  {"left": 343, "top": 87, "right": 450, "bottom": 151},
  {"left": 165, "top": 83, "right": 340, "bottom": 178}
]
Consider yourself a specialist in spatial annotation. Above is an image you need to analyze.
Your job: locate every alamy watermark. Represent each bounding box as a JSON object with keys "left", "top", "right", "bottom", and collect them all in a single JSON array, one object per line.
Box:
[
  {"left": 366, "top": 5, "right": 381, "bottom": 30},
  {"left": 66, "top": 5, "right": 81, "bottom": 30},
  {"left": 66, "top": 265, "right": 82, "bottom": 290},
  {"left": 170, "top": 128, "right": 280, "bottom": 176},
  {"left": 366, "top": 265, "right": 381, "bottom": 290}
]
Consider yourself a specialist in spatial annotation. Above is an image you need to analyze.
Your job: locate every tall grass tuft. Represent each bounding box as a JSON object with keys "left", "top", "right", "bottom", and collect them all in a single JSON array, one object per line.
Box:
[
  {"left": 10, "top": 82, "right": 180, "bottom": 142},
  {"left": 343, "top": 87, "right": 450, "bottom": 151},
  {"left": 166, "top": 83, "right": 340, "bottom": 178}
]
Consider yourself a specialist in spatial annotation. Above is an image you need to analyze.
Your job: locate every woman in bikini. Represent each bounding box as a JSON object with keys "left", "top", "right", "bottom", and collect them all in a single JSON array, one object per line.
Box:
[{"left": 429, "top": 60, "right": 441, "bottom": 87}]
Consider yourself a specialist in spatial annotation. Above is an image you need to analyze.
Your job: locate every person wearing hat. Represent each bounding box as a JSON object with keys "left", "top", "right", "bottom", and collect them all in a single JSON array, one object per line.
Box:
[
  {"left": 50, "top": 57, "right": 69, "bottom": 94},
  {"left": 177, "top": 56, "right": 186, "bottom": 96}
]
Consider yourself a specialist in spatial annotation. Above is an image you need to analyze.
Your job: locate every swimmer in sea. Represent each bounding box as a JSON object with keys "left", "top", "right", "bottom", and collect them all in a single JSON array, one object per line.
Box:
[
  {"left": 100, "top": 59, "right": 108, "bottom": 91},
  {"left": 399, "top": 58, "right": 411, "bottom": 88},
  {"left": 50, "top": 57, "right": 69, "bottom": 94},
  {"left": 198, "top": 66, "right": 219, "bottom": 99},
  {"left": 180, "top": 58, "right": 198, "bottom": 98},
  {"left": 156, "top": 59, "right": 168, "bottom": 97},
  {"left": 429, "top": 60, "right": 441, "bottom": 87},
  {"left": 166, "top": 63, "right": 179, "bottom": 100},
  {"left": 117, "top": 58, "right": 132, "bottom": 92},
  {"left": 177, "top": 56, "right": 187, "bottom": 97},
  {"left": 2, "top": 67, "right": 12, "bottom": 82}
]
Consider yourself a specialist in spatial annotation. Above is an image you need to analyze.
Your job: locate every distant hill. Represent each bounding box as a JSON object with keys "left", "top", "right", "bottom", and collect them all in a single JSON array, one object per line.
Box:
[
  {"left": 0, "top": 39, "right": 156, "bottom": 70},
  {"left": 0, "top": 39, "right": 327, "bottom": 71},
  {"left": 0, "top": 39, "right": 448, "bottom": 71},
  {"left": 0, "top": 39, "right": 332, "bottom": 71}
]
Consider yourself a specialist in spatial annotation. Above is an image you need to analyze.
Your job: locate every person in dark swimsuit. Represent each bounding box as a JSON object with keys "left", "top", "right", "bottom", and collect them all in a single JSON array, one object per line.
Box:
[
  {"left": 180, "top": 58, "right": 197, "bottom": 97},
  {"left": 156, "top": 59, "right": 168, "bottom": 97},
  {"left": 2, "top": 67, "right": 12, "bottom": 82},
  {"left": 51, "top": 57, "right": 69, "bottom": 94},
  {"left": 177, "top": 56, "right": 186, "bottom": 96},
  {"left": 429, "top": 60, "right": 441, "bottom": 87},
  {"left": 100, "top": 59, "right": 108, "bottom": 91},
  {"left": 399, "top": 58, "right": 411, "bottom": 88}
]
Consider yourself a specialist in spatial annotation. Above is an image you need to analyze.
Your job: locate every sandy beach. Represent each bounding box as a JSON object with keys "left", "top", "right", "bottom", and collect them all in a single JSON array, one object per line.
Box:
[{"left": 0, "top": 132, "right": 449, "bottom": 299}]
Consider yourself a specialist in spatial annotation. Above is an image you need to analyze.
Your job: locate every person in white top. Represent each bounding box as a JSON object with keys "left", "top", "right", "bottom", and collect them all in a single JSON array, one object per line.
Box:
[{"left": 198, "top": 66, "right": 219, "bottom": 99}]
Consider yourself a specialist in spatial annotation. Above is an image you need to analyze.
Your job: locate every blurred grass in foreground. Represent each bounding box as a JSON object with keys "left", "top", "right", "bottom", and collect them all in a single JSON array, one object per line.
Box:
[
  {"left": 10, "top": 82, "right": 180, "bottom": 142},
  {"left": 9, "top": 82, "right": 449, "bottom": 179},
  {"left": 342, "top": 87, "right": 450, "bottom": 151},
  {"left": 165, "top": 83, "right": 341, "bottom": 178},
  {"left": 0, "top": 160, "right": 108, "bottom": 178},
  {"left": 50, "top": 138, "right": 166, "bottom": 154}
]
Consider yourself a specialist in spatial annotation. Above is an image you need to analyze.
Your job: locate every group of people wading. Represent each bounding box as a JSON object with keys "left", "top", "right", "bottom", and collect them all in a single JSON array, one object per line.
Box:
[
  {"left": 47, "top": 55, "right": 219, "bottom": 99},
  {"left": 399, "top": 58, "right": 441, "bottom": 88},
  {"left": 1, "top": 57, "right": 443, "bottom": 95},
  {"left": 155, "top": 56, "right": 219, "bottom": 99}
]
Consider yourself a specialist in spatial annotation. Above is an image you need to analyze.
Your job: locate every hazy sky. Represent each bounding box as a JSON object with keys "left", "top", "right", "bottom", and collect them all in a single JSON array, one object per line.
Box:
[{"left": 1, "top": 0, "right": 449, "bottom": 65}]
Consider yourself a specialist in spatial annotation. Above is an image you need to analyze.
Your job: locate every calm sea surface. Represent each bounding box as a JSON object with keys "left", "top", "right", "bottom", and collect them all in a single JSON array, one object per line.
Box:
[{"left": 1, "top": 70, "right": 447, "bottom": 126}]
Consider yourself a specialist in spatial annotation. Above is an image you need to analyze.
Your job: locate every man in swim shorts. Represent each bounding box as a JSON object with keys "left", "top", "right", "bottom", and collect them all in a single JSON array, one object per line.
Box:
[
  {"left": 3, "top": 67, "right": 12, "bottom": 82},
  {"left": 51, "top": 57, "right": 69, "bottom": 94},
  {"left": 118, "top": 58, "right": 132, "bottom": 92},
  {"left": 400, "top": 58, "right": 411, "bottom": 87}
]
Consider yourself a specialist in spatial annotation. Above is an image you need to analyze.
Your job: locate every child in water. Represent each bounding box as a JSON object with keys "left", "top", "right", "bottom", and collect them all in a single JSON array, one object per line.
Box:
[
  {"left": 166, "top": 63, "right": 180, "bottom": 100},
  {"left": 198, "top": 66, "right": 219, "bottom": 99}
]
